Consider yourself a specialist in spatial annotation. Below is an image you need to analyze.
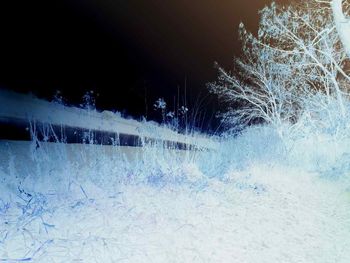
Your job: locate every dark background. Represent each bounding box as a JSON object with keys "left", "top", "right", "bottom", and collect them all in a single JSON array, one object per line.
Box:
[{"left": 0, "top": 0, "right": 289, "bottom": 131}]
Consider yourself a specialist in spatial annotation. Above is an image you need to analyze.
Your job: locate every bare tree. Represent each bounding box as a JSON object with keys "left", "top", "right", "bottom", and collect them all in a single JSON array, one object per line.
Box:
[{"left": 210, "top": 2, "right": 350, "bottom": 134}]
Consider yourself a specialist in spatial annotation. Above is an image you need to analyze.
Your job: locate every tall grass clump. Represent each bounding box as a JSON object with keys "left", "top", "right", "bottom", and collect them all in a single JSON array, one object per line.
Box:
[{"left": 0, "top": 94, "right": 222, "bottom": 260}]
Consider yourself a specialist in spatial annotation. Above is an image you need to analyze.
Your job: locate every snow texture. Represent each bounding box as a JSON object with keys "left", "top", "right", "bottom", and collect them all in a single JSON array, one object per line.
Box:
[
  {"left": 0, "top": 90, "right": 216, "bottom": 149},
  {"left": 1, "top": 1, "right": 350, "bottom": 261},
  {"left": 1, "top": 124, "right": 350, "bottom": 262}
]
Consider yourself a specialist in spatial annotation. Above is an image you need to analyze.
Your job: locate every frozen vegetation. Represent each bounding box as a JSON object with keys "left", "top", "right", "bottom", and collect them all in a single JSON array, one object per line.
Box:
[
  {"left": 2, "top": 1, "right": 350, "bottom": 262},
  {"left": 1, "top": 121, "right": 350, "bottom": 262}
]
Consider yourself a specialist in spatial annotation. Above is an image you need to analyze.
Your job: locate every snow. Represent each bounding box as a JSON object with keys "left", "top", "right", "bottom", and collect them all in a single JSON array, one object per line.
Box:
[
  {"left": 0, "top": 90, "right": 216, "bottom": 149},
  {"left": 1, "top": 130, "right": 350, "bottom": 262},
  {"left": 2, "top": 1, "right": 350, "bottom": 260}
]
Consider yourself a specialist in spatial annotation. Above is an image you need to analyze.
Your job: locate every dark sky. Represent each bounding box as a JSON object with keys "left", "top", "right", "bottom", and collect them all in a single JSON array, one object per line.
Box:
[{"left": 0, "top": 0, "right": 289, "bottom": 129}]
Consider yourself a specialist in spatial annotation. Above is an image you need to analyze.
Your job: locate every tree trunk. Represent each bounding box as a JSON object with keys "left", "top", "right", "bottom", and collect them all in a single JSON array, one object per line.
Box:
[{"left": 332, "top": 0, "right": 350, "bottom": 58}]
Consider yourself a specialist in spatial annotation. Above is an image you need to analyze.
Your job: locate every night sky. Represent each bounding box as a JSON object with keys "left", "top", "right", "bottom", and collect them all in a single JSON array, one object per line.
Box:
[{"left": 0, "top": 0, "right": 289, "bottom": 129}]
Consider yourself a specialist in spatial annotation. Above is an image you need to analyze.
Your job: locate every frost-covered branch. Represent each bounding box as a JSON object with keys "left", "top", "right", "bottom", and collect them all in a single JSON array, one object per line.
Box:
[{"left": 211, "top": 1, "right": 350, "bottom": 134}]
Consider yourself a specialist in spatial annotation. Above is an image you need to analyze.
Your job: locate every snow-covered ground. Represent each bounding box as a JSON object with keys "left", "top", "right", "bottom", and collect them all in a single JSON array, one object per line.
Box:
[
  {"left": 0, "top": 89, "right": 216, "bottom": 149},
  {"left": 1, "top": 128, "right": 350, "bottom": 262}
]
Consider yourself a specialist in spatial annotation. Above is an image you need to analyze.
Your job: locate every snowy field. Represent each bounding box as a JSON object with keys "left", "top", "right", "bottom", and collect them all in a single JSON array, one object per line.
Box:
[
  {"left": 1, "top": 127, "right": 350, "bottom": 262},
  {"left": 2, "top": 1, "right": 350, "bottom": 261}
]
